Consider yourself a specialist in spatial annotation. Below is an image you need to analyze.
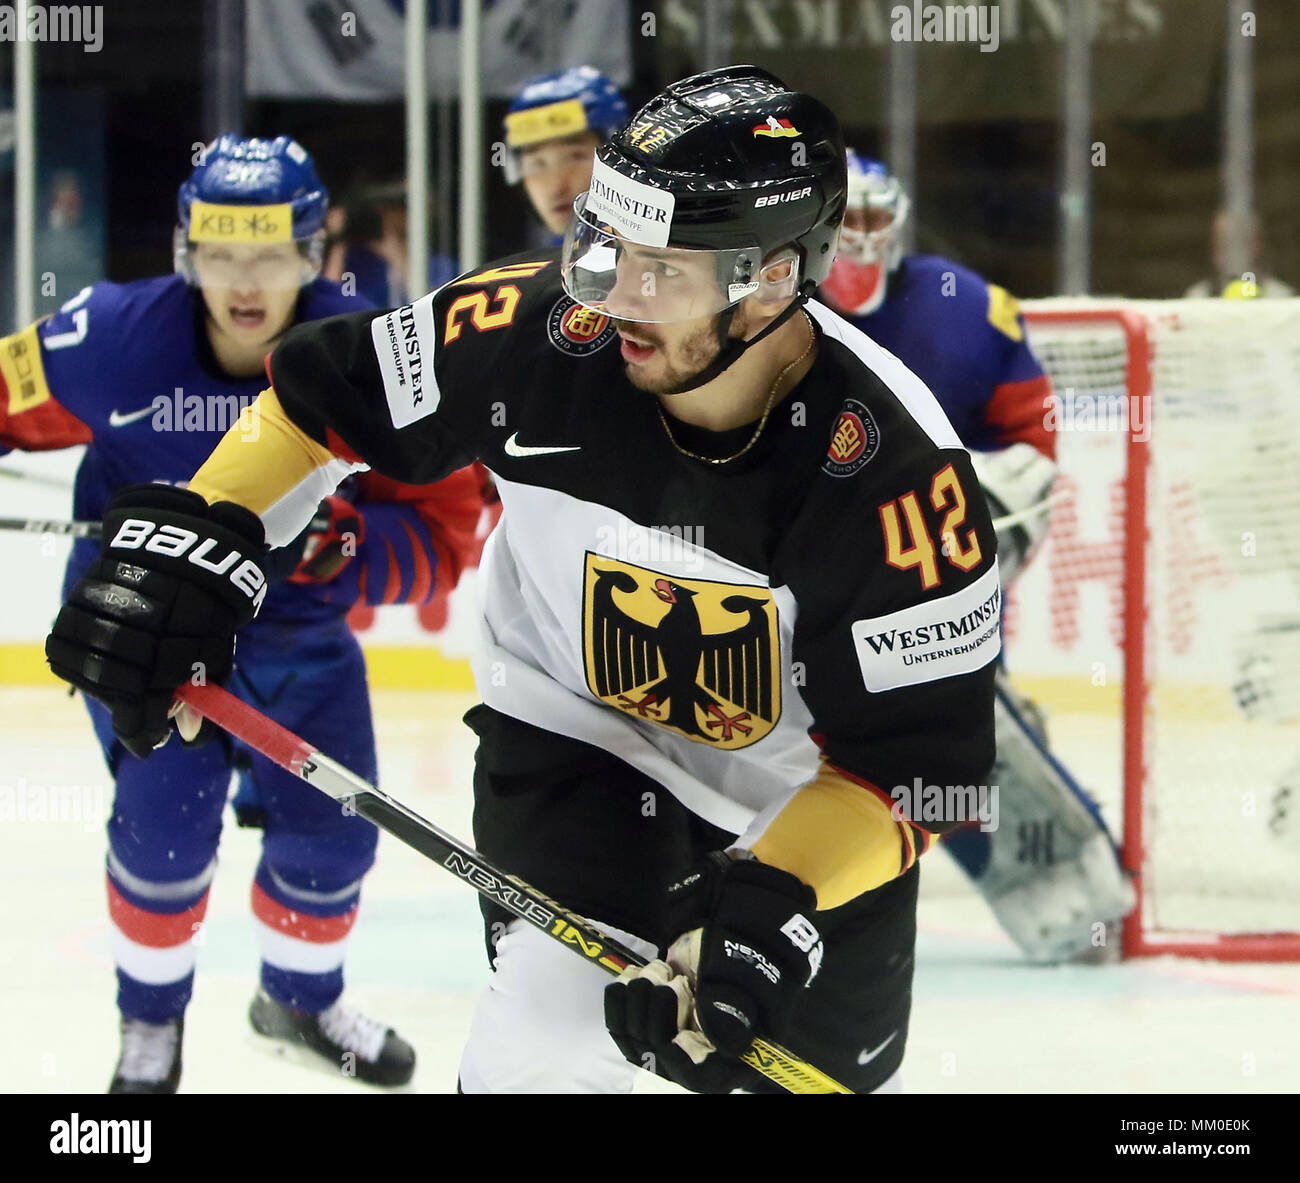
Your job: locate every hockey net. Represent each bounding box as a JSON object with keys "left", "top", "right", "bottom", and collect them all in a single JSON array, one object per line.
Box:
[{"left": 1011, "top": 298, "right": 1300, "bottom": 960}]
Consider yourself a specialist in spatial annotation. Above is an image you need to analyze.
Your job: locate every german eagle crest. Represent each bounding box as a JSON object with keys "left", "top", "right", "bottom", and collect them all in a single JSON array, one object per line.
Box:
[{"left": 583, "top": 555, "right": 781, "bottom": 749}]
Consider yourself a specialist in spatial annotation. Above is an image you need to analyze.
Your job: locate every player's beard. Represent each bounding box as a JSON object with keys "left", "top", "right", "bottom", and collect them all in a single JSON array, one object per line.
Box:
[{"left": 616, "top": 316, "right": 728, "bottom": 396}]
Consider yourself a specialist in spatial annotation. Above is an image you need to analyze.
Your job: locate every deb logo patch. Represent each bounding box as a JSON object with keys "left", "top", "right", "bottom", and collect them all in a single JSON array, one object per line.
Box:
[
  {"left": 822, "top": 398, "right": 880, "bottom": 477},
  {"left": 372, "top": 295, "right": 441, "bottom": 429},
  {"left": 547, "top": 298, "right": 616, "bottom": 356},
  {"left": 851, "top": 561, "right": 1002, "bottom": 692}
]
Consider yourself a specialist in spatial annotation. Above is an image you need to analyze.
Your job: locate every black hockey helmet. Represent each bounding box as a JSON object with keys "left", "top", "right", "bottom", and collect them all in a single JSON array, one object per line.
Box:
[{"left": 561, "top": 65, "right": 847, "bottom": 326}]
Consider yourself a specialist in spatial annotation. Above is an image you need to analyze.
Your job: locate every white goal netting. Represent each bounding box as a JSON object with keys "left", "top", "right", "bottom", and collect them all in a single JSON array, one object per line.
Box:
[{"left": 1012, "top": 298, "right": 1300, "bottom": 953}]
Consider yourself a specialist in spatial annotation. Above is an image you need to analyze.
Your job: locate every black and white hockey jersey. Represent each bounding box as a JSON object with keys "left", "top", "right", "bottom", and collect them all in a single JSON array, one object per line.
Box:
[{"left": 191, "top": 252, "right": 1000, "bottom": 906}]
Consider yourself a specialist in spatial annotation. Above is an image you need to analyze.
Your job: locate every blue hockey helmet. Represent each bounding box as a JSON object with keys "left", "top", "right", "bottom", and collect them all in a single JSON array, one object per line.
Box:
[
  {"left": 820, "top": 150, "right": 910, "bottom": 315},
  {"left": 503, "top": 66, "right": 628, "bottom": 183},
  {"left": 175, "top": 134, "right": 329, "bottom": 287}
]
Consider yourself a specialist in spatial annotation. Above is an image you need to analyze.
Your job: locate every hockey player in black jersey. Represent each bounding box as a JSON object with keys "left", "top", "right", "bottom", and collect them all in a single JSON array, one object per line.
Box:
[{"left": 47, "top": 67, "right": 1001, "bottom": 1094}]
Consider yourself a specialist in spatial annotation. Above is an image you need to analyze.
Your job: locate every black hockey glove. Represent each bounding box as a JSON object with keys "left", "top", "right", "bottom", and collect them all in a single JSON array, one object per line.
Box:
[
  {"left": 604, "top": 852, "right": 823, "bottom": 1093},
  {"left": 46, "top": 484, "right": 268, "bottom": 759}
]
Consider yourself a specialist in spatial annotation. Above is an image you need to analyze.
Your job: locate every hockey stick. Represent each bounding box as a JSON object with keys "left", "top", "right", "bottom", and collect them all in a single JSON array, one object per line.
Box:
[
  {"left": 0, "top": 465, "right": 76, "bottom": 492},
  {"left": 989, "top": 490, "right": 1067, "bottom": 532},
  {"left": 0, "top": 516, "right": 101, "bottom": 538},
  {"left": 177, "top": 680, "right": 852, "bottom": 1095}
]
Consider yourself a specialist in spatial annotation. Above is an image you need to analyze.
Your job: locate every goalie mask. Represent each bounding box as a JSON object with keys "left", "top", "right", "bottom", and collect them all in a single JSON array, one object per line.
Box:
[
  {"left": 819, "top": 151, "right": 909, "bottom": 317},
  {"left": 560, "top": 65, "right": 846, "bottom": 374}
]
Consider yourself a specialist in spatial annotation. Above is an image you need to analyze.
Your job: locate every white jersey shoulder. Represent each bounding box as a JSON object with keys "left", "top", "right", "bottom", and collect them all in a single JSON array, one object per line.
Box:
[{"left": 806, "top": 299, "right": 962, "bottom": 450}]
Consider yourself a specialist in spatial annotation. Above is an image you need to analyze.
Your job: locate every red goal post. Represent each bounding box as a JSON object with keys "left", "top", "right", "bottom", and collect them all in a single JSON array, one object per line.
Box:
[{"left": 1017, "top": 298, "right": 1300, "bottom": 961}]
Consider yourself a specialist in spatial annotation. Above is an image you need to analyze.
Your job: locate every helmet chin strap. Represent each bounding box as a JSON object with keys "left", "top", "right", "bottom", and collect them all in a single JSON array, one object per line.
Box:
[{"left": 661, "top": 283, "right": 814, "bottom": 396}]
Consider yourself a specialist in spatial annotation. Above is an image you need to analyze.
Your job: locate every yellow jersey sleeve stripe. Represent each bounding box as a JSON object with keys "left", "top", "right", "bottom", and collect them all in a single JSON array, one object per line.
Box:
[
  {"left": 189, "top": 386, "right": 366, "bottom": 546},
  {"left": 751, "top": 763, "right": 922, "bottom": 911},
  {"left": 0, "top": 322, "right": 53, "bottom": 414}
]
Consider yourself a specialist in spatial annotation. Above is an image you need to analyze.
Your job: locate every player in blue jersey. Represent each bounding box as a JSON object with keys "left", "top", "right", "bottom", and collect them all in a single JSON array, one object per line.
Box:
[
  {"left": 819, "top": 152, "right": 1135, "bottom": 962},
  {"left": 0, "top": 135, "right": 483, "bottom": 1090},
  {"left": 477, "top": 67, "right": 631, "bottom": 540},
  {"left": 504, "top": 65, "right": 628, "bottom": 242}
]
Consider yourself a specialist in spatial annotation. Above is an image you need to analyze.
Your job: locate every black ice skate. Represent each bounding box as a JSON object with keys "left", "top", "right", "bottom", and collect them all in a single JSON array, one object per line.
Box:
[
  {"left": 248, "top": 988, "right": 415, "bottom": 1086},
  {"left": 109, "top": 1017, "right": 183, "bottom": 1094}
]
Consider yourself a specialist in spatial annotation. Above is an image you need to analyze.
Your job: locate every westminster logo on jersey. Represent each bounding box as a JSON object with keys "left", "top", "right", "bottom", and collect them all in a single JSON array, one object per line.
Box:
[{"left": 582, "top": 556, "right": 780, "bottom": 749}]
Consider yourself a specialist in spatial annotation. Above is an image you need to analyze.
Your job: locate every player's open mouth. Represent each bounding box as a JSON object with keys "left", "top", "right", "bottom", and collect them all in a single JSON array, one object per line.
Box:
[
  {"left": 230, "top": 307, "right": 267, "bottom": 331},
  {"left": 618, "top": 333, "right": 656, "bottom": 364}
]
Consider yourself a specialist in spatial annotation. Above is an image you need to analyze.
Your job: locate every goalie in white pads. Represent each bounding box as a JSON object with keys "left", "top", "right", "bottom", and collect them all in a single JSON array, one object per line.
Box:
[{"left": 820, "top": 154, "right": 1135, "bottom": 962}]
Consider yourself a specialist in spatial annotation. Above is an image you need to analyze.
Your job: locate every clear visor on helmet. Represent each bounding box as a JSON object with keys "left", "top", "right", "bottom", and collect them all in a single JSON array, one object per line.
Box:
[
  {"left": 560, "top": 192, "right": 798, "bottom": 324},
  {"left": 174, "top": 219, "right": 325, "bottom": 291}
]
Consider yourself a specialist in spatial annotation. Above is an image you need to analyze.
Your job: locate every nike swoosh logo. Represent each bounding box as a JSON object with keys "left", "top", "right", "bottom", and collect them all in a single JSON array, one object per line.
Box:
[
  {"left": 504, "top": 432, "right": 581, "bottom": 458},
  {"left": 857, "top": 1030, "right": 898, "bottom": 1066},
  {"left": 108, "top": 406, "right": 156, "bottom": 428}
]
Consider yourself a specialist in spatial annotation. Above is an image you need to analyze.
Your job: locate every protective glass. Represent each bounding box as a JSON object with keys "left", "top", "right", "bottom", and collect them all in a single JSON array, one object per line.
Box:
[{"left": 560, "top": 192, "right": 797, "bottom": 324}]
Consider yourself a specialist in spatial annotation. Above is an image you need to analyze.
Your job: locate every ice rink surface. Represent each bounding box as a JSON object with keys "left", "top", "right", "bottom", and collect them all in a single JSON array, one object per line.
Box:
[{"left": 3, "top": 686, "right": 1297, "bottom": 1096}]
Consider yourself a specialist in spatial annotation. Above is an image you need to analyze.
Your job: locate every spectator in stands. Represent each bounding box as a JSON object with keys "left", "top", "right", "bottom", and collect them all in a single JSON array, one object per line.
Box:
[
  {"left": 324, "top": 180, "right": 458, "bottom": 305},
  {"left": 1184, "top": 208, "right": 1295, "bottom": 299}
]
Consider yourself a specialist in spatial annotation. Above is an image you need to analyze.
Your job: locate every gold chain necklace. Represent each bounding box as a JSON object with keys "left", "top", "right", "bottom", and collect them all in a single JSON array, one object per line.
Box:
[{"left": 656, "top": 314, "right": 816, "bottom": 466}]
